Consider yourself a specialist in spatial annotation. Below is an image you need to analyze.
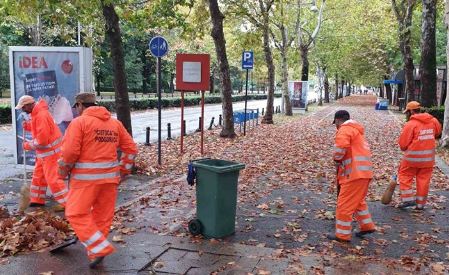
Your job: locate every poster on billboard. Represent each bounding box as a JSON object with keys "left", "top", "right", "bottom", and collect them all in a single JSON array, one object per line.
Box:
[
  {"left": 288, "top": 80, "right": 308, "bottom": 109},
  {"left": 9, "top": 47, "right": 93, "bottom": 165}
]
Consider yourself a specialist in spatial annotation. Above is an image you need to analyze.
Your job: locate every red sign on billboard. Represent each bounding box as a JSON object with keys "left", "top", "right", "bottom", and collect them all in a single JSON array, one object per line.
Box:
[{"left": 175, "top": 54, "right": 210, "bottom": 91}]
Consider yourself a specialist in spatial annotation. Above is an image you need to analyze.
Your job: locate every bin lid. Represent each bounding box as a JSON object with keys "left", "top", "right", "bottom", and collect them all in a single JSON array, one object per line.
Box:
[{"left": 192, "top": 159, "right": 245, "bottom": 173}]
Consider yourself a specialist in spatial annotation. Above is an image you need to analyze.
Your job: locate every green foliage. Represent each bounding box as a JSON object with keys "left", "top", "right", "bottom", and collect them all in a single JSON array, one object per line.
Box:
[
  {"left": 0, "top": 104, "right": 11, "bottom": 124},
  {"left": 423, "top": 106, "right": 445, "bottom": 125}
]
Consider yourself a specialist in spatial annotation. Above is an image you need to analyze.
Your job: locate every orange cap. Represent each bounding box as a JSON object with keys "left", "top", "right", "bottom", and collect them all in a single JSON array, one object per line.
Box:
[
  {"left": 15, "top": 95, "right": 35, "bottom": 110},
  {"left": 403, "top": 101, "right": 421, "bottom": 113}
]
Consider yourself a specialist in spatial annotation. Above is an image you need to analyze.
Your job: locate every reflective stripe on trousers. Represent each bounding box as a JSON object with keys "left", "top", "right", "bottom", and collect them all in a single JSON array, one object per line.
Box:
[
  {"left": 72, "top": 172, "right": 120, "bottom": 181},
  {"left": 405, "top": 149, "right": 434, "bottom": 155},
  {"left": 74, "top": 161, "right": 119, "bottom": 169}
]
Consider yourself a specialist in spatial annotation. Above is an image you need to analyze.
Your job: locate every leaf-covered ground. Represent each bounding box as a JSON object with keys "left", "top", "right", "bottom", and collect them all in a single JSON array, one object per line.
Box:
[{"left": 117, "top": 95, "right": 449, "bottom": 272}]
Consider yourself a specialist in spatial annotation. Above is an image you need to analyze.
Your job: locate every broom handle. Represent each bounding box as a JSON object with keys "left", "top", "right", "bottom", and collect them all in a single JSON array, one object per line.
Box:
[{"left": 23, "top": 127, "right": 27, "bottom": 183}]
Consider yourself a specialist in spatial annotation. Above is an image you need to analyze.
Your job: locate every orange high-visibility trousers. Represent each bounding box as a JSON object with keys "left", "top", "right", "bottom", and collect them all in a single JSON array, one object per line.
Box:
[
  {"left": 399, "top": 165, "right": 433, "bottom": 208},
  {"left": 30, "top": 153, "right": 68, "bottom": 205},
  {"left": 65, "top": 183, "right": 117, "bottom": 259},
  {"left": 335, "top": 178, "right": 375, "bottom": 241}
]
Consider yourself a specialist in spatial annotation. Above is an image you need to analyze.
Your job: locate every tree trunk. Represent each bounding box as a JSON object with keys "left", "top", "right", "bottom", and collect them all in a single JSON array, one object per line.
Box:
[
  {"left": 300, "top": 45, "right": 309, "bottom": 81},
  {"left": 386, "top": 84, "right": 392, "bottom": 102},
  {"left": 141, "top": 49, "right": 150, "bottom": 94},
  {"left": 102, "top": 2, "right": 132, "bottom": 135},
  {"left": 280, "top": 35, "right": 292, "bottom": 116},
  {"left": 335, "top": 74, "right": 339, "bottom": 100},
  {"left": 324, "top": 68, "right": 330, "bottom": 103},
  {"left": 442, "top": 0, "right": 449, "bottom": 147},
  {"left": 340, "top": 79, "right": 345, "bottom": 98},
  {"left": 209, "top": 0, "right": 236, "bottom": 137},
  {"left": 261, "top": 16, "right": 275, "bottom": 124},
  {"left": 419, "top": 0, "right": 437, "bottom": 107}
]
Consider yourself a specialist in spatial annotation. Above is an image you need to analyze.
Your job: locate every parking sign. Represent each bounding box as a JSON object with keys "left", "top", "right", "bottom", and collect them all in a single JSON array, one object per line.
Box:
[{"left": 242, "top": 51, "right": 254, "bottom": 69}]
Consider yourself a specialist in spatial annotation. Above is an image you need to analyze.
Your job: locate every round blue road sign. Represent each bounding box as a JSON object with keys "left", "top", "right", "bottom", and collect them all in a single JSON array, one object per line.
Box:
[{"left": 149, "top": 36, "right": 169, "bottom": 58}]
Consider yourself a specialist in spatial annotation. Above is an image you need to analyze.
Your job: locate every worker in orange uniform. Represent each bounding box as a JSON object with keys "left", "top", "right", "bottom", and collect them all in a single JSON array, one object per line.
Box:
[
  {"left": 57, "top": 93, "right": 137, "bottom": 269},
  {"left": 398, "top": 101, "right": 441, "bottom": 210},
  {"left": 328, "top": 110, "right": 376, "bottom": 242},
  {"left": 15, "top": 95, "right": 68, "bottom": 209}
]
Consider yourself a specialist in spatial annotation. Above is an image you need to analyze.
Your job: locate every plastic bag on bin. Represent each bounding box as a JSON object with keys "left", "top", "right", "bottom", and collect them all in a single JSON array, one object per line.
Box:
[{"left": 187, "top": 162, "right": 196, "bottom": 186}]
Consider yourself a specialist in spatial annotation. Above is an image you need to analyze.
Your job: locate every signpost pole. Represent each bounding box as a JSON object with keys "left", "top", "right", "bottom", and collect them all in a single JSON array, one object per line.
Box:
[
  {"left": 201, "top": 90, "right": 205, "bottom": 154},
  {"left": 157, "top": 57, "right": 162, "bottom": 165},
  {"left": 180, "top": 91, "right": 184, "bottom": 154},
  {"left": 244, "top": 69, "right": 249, "bottom": 136}
]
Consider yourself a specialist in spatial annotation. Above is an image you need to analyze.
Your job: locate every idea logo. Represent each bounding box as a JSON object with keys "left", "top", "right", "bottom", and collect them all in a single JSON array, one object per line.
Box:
[
  {"left": 61, "top": 60, "right": 73, "bottom": 74},
  {"left": 18, "top": 56, "right": 48, "bottom": 69}
]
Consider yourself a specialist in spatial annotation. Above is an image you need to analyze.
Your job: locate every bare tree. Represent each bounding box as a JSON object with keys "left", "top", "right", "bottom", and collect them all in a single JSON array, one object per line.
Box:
[
  {"left": 391, "top": 0, "right": 417, "bottom": 102},
  {"left": 209, "top": 0, "right": 236, "bottom": 138},
  {"left": 102, "top": 1, "right": 132, "bottom": 135},
  {"left": 298, "top": 0, "right": 326, "bottom": 81}
]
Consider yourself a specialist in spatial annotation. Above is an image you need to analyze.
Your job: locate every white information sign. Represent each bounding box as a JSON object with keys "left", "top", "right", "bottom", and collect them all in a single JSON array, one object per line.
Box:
[{"left": 182, "top": 62, "right": 202, "bottom": 83}]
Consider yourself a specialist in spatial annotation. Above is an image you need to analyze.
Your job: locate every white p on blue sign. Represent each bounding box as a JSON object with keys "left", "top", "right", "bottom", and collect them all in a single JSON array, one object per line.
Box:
[
  {"left": 242, "top": 51, "right": 254, "bottom": 70},
  {"left": 149, "top": 36, "right": 169, "bottom": 58}
]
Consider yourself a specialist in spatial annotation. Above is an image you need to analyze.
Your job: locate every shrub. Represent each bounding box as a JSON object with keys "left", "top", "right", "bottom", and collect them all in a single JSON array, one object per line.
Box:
[
  {"left": 423, "top": 106, "right": 444, "bottom": 125},
  {"left": 0, "top": 105, "right": 11, "bottom": 124}
]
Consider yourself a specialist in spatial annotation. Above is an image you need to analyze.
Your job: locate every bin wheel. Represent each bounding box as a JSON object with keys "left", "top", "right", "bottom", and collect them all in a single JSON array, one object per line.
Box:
[{"left": 188, "top": 219, "right": 202, "bottom": 236}]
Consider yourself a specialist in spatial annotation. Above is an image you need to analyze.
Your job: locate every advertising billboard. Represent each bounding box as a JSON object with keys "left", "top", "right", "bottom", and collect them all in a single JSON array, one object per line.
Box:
[
  {"left": 9, "top": 47, "right": 93, "bottom": 165},
  {"left": 288, "top": 80, "right": 309, "bottom": 109}
]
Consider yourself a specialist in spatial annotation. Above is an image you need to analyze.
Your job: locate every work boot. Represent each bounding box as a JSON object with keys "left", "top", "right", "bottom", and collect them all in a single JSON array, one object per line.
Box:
[
  {"left": 355, "top": 229, "right": 376, "bottom": 238},
  {"left": 326, "top": 234, "right": 350, "bottom": 243},
  {"left": 89, "top": 256, "right": 105, "bottom": 269},
  {"left": 397, "top": 201, "right": 416, "bottom": 209},
  {"left": 52, "top": 204, "right": 65, "bottom": 212},
  {"left": 29, "top": 202, "right": 45, "bottom": 207},
  {"left": 415, "top": 206, "right": 424, "bottom": 211}
]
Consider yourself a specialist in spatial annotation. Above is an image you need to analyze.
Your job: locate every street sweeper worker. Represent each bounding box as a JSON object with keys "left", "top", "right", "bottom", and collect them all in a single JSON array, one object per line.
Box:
[
  {"left": 397, "top": 101, "right": 441, "bottom": 210},
  {"left": 15, "top": 95, "right": 68, "bottom": 209},
  {"left": 328, "top": 110, "right": 376, "bottom": 242},
  {"left": 57, "top": 92, "right": 137, "bottom": 268}
]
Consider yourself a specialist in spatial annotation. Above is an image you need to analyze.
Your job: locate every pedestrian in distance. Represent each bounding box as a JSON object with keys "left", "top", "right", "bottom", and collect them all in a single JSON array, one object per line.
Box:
[
  {"left": 328, "top": 110, "right": 376, "bottom": 242},
  {"left": 397, "top": 101, "right": 442, "bottom": 210},
  {"left": 57, "top": 93, "right": 138, "bottom": 269},
  {"left": 15, "top": 95, "right": 68, "bottom": 211}
]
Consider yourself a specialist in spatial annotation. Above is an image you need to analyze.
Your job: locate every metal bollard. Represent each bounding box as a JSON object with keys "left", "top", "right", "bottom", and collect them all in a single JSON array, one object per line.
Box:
[
  {"left": 183, "top": 120, "right": 187, "bottom": 136},
  {"left": 218, "top": 115, "right": 222, "bottom": 126},
  {"left": 145, "top": 127, "right": 150, "bottom": 146},
  {"left": 208, "top": 117, "right": 215, "bottom": 130},
  {"left": 262, "top": 108, "right": 265, "bottom": 116},
  {"left": 167, "top": 123, "right": 172, "bottom": 140},
  {"left": 196, "top": 117, "right": 202, "bottom": 132}
]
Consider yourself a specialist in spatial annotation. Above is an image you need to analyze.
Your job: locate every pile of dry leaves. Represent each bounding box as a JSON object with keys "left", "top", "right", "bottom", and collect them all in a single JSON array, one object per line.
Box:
[{"left": 0, "top": 207, "right": 72, "bottom": 257}]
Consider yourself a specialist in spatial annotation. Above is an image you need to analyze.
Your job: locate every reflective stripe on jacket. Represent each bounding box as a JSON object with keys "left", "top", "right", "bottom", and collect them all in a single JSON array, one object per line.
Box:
[
  {"left": 59, "top": 106, "right": 138, "bottom": 187},
  {"left": 398, "top": 113, "right": 442, "bottom": 168},
  {"left": 333, "top": 120, "right": 373, "bottom": 183},
  {"left": 29, "top": 99, "right": 63, "bottom": 158}
]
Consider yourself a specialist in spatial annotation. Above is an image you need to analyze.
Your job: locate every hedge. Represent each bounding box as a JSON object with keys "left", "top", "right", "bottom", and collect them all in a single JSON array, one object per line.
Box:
[
  {"left": 0, "top": 105, "right": 11, "bottom": 124},
  {"left": 0, "top": 94, "right": 281, "bottom": 124},
  {"left": 98, "top": 94, "right": 281, "bottom": 112},
  {"left": 423, "top": 106, "right": 444, "bottom": 125}
]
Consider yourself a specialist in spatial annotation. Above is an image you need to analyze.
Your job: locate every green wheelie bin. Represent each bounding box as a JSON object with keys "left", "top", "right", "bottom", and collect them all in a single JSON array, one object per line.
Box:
[{"left": 188, "top": 159, "right": 245, "bottom": 238}]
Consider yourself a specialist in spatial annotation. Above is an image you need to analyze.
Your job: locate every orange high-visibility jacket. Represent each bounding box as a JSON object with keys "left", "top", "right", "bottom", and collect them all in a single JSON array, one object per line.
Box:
[
  {"left": 58, "top": 106, "right": 138, "bottom": 188},
  {"left": 398, "top": 113, "right": 441, "bottom": 168},
  {"left": 24, "top": 99, "right": 63, "bottom": 158},
  {"left": 333, "top": 120, "right": 373, "bottom": 184}
]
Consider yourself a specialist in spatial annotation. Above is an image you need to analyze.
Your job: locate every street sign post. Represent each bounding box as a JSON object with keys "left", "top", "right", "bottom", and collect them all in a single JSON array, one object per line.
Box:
[
  {"left": 242, "top": 51, "right": 254, "bottom": 136},
  {"left": 149, "top": 36, "right": 169, "bottom": 165}
]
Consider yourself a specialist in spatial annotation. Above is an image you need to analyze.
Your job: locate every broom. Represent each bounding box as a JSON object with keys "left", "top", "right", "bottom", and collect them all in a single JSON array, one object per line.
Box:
[
  {"left": 18, "top": 129, "right": 30, "bottom": 213},
  {"left": 381, "top": 174, "right": 397, "bottom": 205}
]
